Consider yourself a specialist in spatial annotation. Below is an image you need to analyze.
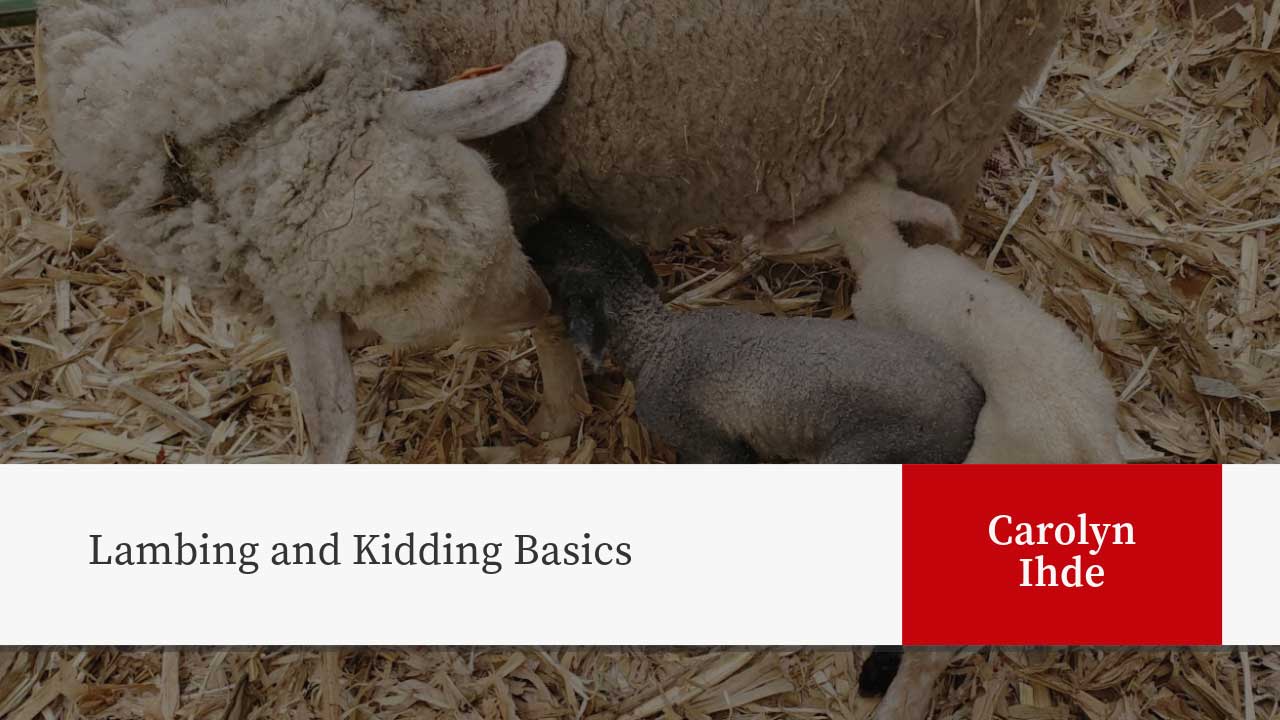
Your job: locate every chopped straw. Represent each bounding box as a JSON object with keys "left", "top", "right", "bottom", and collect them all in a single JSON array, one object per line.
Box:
[{"left": 1, "top": 648, "right": 1277, "bottom": 720}]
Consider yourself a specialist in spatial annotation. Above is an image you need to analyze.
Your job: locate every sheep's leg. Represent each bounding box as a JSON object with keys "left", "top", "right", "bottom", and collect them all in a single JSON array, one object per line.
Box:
[
  {"left": 885, "top": 131, "right": 991, "bottom": 250},
  {"left": 858, "top": 648, "right": 904, "bottom": 698},
  {"left": 760, "top": 167, "right": 961, "bottom": 272},
  {"left": 529, "top": 315, "right": 588, "bottom": 439},
  {"left": 869, "top": 649, "right": 956, "bottom": 720},
  {"left": 884, "top": 188, "right": 962, "bottom": 247},
  {"left": 270, "top": 298, "right": 357, "bottom": 464}
]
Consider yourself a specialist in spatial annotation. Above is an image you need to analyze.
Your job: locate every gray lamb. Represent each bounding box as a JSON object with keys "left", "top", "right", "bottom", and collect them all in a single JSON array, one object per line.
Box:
[{"left": 523, "top": 210, "right": 984, "bottom": 464}]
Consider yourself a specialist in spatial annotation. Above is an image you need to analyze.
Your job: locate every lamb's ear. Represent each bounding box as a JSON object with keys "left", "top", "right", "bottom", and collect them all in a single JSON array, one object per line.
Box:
[
  {"left": 269, "top": 297, "right": 357, "bottom": 464},
  {"left": 388, "top": 41, "right": 568, "bottom": 141}
]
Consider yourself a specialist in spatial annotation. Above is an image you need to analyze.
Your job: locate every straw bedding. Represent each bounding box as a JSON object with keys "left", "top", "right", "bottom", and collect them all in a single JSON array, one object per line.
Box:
[{"left": 3, "top": 648, "right": 1279, "bottom": 720}]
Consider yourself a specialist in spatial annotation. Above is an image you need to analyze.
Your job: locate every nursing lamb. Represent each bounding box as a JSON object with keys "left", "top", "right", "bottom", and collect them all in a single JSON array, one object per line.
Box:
[{"left": 524, "top": 208, "right": 985, "bottom": 463}]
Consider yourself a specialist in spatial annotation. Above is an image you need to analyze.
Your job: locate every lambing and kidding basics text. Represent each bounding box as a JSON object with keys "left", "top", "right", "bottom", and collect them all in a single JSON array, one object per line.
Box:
[{"left": 89, "top": 532, "right": 632, "bottom": 576}]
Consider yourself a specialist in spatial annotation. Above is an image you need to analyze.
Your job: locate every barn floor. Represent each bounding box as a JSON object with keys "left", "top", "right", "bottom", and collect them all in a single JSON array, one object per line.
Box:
[{"left": 2, "top": 648, "right": 1278, "bottom": 720}]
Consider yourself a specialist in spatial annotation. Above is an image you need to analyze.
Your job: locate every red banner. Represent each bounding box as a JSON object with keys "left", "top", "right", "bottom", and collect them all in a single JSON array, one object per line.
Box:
[{"left": 903, "top": 465, "right": 1222, "bottom": 645}]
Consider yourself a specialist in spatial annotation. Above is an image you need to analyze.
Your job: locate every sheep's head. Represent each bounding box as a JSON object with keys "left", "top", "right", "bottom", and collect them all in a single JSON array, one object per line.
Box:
[
  {"left": 42, "top": 0, "right": 569, "bottom": 461},
  {"left": 523, "top": 209, "right": 658, "bottom": 370},
  {"left": 42, "top": 0, "right": 567, "bottom": 346},
  {"left": 342, "top": 41, "right": 569, "bottom": 348}
]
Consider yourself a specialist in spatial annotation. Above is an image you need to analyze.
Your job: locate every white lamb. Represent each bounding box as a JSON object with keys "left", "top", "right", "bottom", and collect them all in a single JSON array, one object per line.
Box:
[{"left": 764, "top": 163, "right": 1123, "bottom": 463}]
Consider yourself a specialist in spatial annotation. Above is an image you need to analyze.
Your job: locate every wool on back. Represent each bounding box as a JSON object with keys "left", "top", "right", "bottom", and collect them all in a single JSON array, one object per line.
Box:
[{"left": 376, "top": 0, "right": 1064, "bottom": 246}]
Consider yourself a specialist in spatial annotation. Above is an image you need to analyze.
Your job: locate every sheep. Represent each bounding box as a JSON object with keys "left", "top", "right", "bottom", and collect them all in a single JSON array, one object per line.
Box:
[
  {"left": 40, "top": 0, "right": 569, "bottom": 461},
  {"left": 369, "top": 0, "right": 1075, "bottom": 439},
  {"left": 763, "top": 162, "right": 1124, "bottom": 463},
  {"left": 523, "top": 208, "right": 986, "bottom": 464}
]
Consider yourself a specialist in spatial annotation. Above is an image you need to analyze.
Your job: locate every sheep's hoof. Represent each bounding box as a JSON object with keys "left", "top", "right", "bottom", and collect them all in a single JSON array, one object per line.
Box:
[{"left": 528, "top": 404, "right": 580, "bottom": 440}]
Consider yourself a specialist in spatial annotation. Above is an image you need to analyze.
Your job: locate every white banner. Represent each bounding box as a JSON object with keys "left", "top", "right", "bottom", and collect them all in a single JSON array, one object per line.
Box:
[
  {"left": 0, "top": 465, "right": 903, "bottom": 645},
  {"left": 1222, "top": 466, "right": 1280, "bottom": 645}
]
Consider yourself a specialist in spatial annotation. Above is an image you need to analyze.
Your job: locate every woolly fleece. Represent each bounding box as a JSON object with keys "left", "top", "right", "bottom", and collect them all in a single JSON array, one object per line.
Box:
[
  {"left": 375, "top": 0, "right": 1065, "bottom": 247},
  {"left": 42, "top": 0, "right": 544, "bottom": 343}
]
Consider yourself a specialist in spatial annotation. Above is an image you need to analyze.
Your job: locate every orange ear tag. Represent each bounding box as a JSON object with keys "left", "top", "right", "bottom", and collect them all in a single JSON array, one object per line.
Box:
[{"left": 446, "top": 64, "right": 507, "bottom": 84}]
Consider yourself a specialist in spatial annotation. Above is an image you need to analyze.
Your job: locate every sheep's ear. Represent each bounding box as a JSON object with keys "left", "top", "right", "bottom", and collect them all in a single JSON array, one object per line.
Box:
[
  {"left": 269, "top": 298, "right": 358, "bottom": 463},
  {"left": 388, "top": 41, "right": 568, "bottom": 141}
]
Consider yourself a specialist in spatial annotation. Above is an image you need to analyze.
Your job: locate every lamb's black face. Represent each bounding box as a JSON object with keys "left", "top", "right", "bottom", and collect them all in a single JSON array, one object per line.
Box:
[
  {"left": 526, "top": 258, "right": 614, "bottom": 372},
  {"left": 522, "top": 207, "right": 658, "bottom": 371},
  {"left": 563, "top": 294, "right": 609, "bottom": 371},
  {"left": 523, "top": 208, "right": 658, "bottom": 286}
]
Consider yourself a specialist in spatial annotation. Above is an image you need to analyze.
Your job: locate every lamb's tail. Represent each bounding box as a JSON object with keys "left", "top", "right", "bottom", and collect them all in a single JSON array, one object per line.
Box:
[{"left": 852, "top": 161, "right": 962, "bottom": 262}]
